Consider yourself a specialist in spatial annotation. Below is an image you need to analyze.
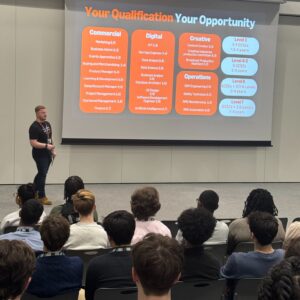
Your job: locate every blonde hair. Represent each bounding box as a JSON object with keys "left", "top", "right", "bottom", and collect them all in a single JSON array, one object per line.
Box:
[
  {"left": 284, "top": 221, "right": 300, "bottom": 249},
  {"left": 72, "top": 189, "right": 95, "bottom": 216}
]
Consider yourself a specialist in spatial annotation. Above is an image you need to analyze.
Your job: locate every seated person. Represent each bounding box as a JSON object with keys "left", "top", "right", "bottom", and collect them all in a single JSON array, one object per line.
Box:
[
  {"left": 176, "top": 190, "right": 229, "bottom": 245},
  {"left": 221, "top": 211, "right": 284, "bottom": 298},
  {"left": 85, "top": 210, "right": 136, "bottom": 300},
  {"left": 0, "top": 199, "right": 44, "bottom": 252},
  {"left": 227, "top": 188, "right": 285, "bottom": 254},
  {"left": 258, "top": 256, "right": 300, "bottom": 300},
  {"left": 0, "top": 183, "right": 46, "bottom": 233},
  {"left": 50, "top": 175, "right": 98, "bottom": 223},
  {"left": 0, "top": 240, "right": 36, "bottom": 300},
  {"left": 64, "top": 189, "right": 108, "bottom": 250},
  {"left": 177, "top": 207, "right": 221, "bottom": 281},
  {"left": 284, "top": 221, "right": 300, "bottom": 250},
  {"left": 132, "top": 233, "right": 183, "bottom": 300},
  {"left": 26, "top": 215, "right": 83, "bottom": 297},
  {"left": 285, "top": 238, "right": 300, "bottom": 258},
  {"left": 130, "top": 187, "right": 171, "bottom": 244}
]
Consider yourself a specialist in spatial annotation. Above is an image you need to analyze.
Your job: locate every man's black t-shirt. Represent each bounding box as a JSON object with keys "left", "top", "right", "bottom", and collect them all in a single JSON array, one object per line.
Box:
[{"left": 29, "top": 121, "right": 52, "bottom": 157}]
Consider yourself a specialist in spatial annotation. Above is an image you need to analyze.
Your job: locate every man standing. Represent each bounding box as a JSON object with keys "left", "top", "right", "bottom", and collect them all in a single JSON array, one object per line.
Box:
[{"left": 29, "top": 105, "right": 56, "bottom": 205}]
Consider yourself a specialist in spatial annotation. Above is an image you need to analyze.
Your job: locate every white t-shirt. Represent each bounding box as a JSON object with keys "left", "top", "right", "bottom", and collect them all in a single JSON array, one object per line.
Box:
[
  {"left": 64, "top": 222, "right": 109, "bottom": 250},
  {"left": 0, "top": 209, "right": 47, "bottom": 233},
  {"left": 176, "top": 220, "right": 229, "bottom": 245}
]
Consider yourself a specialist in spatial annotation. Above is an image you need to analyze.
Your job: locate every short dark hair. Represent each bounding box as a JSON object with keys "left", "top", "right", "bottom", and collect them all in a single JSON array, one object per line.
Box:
[
  {"left": 248, "top": 211, "right": 278, "bottom": 246},
  {"left": 19, "top": 199, "right": 43, "bottom": 226},
  {"left": 17, "top": 183, "right": 36, "bottom": 204},
  {"left": 40, "top": 215, "right": 70, "bottom": 251},
  {"left": 103, "top": 210, "right": 135, "bottom": 246},
  {"left": 0, "top": 240, "right": 36, "bottom": 300},
  {"left": 197, "top": 190, "right": 219, "bottom": 213},
  {"left": 35, "top": 105, "right": 46, "bottom": 113},
  {"left": 258, "top": 256, "right": 300, "bottom": 300},
  {"left": 132, "top": 233, "right": 183, "bottom": 296},
  {"left": 243, "top": 188, "right": 278, "bottom": 217},
  {"left": 177, "top": 208, "right": 216, "bottom": 246},
  {"left": 64, "top": 176, "right": 84, "bottom": 202},
  {"left": 131, "top": 187, "right": 161, "bottom": 220},
  {"left": 72, "top": 189, "right": 95, "bottom": 216},
  {"left": 285, "top": 238, "right": 300, "bottom": 259}
]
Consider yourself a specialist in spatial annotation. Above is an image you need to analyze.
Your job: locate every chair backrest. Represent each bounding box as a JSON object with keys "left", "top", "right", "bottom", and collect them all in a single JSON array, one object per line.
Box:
[
  {"left": 161, "top": 220, "right": 178, "bottom": 238},
  {"left": 65, "top": 248, "right": 112, "bottom": 287},
  {"left": 22, "top": 290, "right": 79, "bottom": 300},
  {"left": 3, "top": 226, "right": 18, "bottom": 234},
  {"left": 204, "top": 243, "right": 227, "bottom": 264},
  {"left": 172, "top": 280, "right": 226, "bottom": 300},
  {"left": 234, "top": 240, "right": 283, "bottom": 253},
  {"left": 293, "top": 217, "right": 300, "bottom": 223},
  {"left": 279, "top": 217, "right": 288, "bottom": 231},
  {"left": 94, "top": 287, "right": 137, "bottom": 300},
  {"left": 217, "top": 218, "right": 236, "bottom": 226},
  {"left": 234, "top": 278, "right": 262, "bottom": 300}
]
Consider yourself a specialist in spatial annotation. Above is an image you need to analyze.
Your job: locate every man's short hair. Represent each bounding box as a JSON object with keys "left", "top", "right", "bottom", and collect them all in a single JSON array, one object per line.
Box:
[
  {"left": 177, "top": 208, "right": 216, "bottom": 246},
  {"left": 248, "top": 211, "right": 278, "bottom": 246},
  {"left": 131, "top": 187, "right": 161, "bottom": 220},
  {"left": 103, "top": 210, "right": 135, "bottom": 245},
  {"left": 72, "top": 189, "right": 95, "bottom": 216},
  {"left": 132, "top": 233, "right": 183, "bottom": 296},
  {"left": 0, "top": 240, "right": 35, "bottom": 300},
  {"left": 40, "top": 215, "right": 70, "bottom": 251},
  {"left": 35, "top": 105, "right": 46, "bottom": 113},
  {"left": 19, "top": 199, "right": 44, "bottom": 226},
  {"left": 197, "top": 190, "right": 219, "bottom": 213},
  {"left": 17, "top": 183, "right": 36, "bottom": 203}
]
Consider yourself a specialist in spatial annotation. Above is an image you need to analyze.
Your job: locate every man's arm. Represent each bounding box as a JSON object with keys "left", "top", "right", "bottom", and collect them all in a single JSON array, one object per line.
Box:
[{"left": 30, "top": 139, "right": 55, "bottom": 150}]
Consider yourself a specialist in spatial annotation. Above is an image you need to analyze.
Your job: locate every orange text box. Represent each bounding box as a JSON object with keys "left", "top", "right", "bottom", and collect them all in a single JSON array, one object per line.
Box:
[
  {"left": 178, "top": 33, "right": 221, "bottom": 70},
  {"left": 80, "top": 26, "right": 128, "bottom": 113},
  {"left": 176, "top": 71, "right": 218, "bottom": 115},
  {"left": 129, "top": 30, "right": 175, "bottom": 115}
]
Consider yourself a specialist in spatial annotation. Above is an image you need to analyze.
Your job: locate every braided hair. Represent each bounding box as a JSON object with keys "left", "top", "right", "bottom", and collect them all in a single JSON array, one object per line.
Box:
[
  {"left": 258, "top": 256, "right": 300, "bottom": 300},
  {"left": 242, "top": 188, "right": 278, "bottom": 218}
]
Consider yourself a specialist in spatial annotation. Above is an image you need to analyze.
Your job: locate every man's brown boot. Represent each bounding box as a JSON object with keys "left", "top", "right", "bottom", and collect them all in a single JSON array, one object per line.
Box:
[{"left": 38, "top": 197, "right": 52, "bottom": 205}]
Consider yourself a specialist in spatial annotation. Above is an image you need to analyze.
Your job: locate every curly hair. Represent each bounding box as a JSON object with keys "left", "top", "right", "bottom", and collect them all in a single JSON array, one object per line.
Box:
[
  {"left": 258, "top": 256, "right": 300, "bottom": 300},
  {"left": 131, "top": 187, "right": 161, "bottom": 220},
  {"left": 177, "top": 208, "right": 216, "bottom": 246},
  {"left": 242, "top": 188, "right": 278, "bottom": 218},
  {"left": 17, "top": 183, "right": 36, "bottom": 204}
]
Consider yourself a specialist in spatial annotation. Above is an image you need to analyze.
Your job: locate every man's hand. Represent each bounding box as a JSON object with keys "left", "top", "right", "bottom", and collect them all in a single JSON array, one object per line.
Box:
[
  {"left": 51, "top": 149, "right": 57, "bottom": 158},
  {"left": 47, "top": 144, "right": 55, "bottom": 151}
]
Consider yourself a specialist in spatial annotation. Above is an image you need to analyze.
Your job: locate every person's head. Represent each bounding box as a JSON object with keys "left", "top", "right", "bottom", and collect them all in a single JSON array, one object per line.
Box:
[
  {"left": 131, "top": 187, "right": 161, "bottom": 221},
  {"left": 35, "top": 105, "right": 47, "bottom": 122},
  {"left": 19, "top": 199, "right": 43, "bottom": 227},
  {"left": 258, "top": 256, "right": 300, "bottom": 300},
  {"left": 197, "top": 190, "right": 219, "bottom": 214},
  {"left": 103, "top": 210, "right": 135, "bottom": 246},
  {"left": 72, "top": 189, "right": 95, "bottom": 217},
  {"left": 248, "top": 211, "right": 278, "bottom": 246},
  {"left": 177, "top": 207, "right": 216, "bottom": 246},
  {"left": 132, "top": 233, "right": 183, "bottom": 297},
  {"left": 64, "top": 176, "right": 85, "bottom": 203},
  {"left": 40, "top": 215, "right": 70, "bottom": 252},
  {"left": 284, "top": 222, "right": 300, "bottom": 250},
  {"left": 285, "top": 238, "right": 300, "bottom": 259},
  {"left": 15, "top": 183, "right": 36, "bottom": 206},
  {"left": 0, "top": 240, "right": 36, "bottom": 300},
  {"left": 242, "top": 188, "right": 278, "bottom": 218}
]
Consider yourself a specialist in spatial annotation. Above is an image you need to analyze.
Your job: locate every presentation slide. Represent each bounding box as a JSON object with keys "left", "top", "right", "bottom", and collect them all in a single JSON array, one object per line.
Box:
[{"left": 62, "top": 0, "right": 279, "bottom": 145}]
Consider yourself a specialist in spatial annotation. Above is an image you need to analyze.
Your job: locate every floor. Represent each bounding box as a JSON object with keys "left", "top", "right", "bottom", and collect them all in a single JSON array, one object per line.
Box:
[{"left": 1, "top": 182, "right": 299, "bottom": 227}]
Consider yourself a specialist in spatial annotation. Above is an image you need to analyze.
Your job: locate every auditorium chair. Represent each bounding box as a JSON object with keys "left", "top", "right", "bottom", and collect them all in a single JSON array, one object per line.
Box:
[
  {"left": 94, "top": 287, "right": 137, "bottom": 300},
  {"left": 233, "top": 278, "right": 262, "bottom": 300},
  {"left": 161, "top": 220, "right": 178, "bottom": 238},
  {"left": 204, "top": 243, "right": 227, "bottom": 264},
  {"left": 22, "top": 290, "right": 79, "bottom": 300},
  {"left": 234, "top": 240, "right": 283, "bottom": 253}
]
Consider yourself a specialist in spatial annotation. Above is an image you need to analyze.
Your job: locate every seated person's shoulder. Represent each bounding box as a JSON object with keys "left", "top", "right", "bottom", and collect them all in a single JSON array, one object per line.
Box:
[{"left": 50, "top": 204, "right": 64, "bottom": 216}]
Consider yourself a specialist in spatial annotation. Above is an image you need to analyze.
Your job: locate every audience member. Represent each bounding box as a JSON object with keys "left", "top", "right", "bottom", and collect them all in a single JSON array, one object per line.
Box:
[
  {"left": 258, "top": 256, "right": 300, "bottom": 300},
  {"left": 131, "top": 187, "right": 171, "bottom": 244},
  {"left": 0, "top": 240, "right": 36, "bottom": 300},
  {"left": 285, "top": 238, "right": 300, "bottom": 258},
  {"left": 221, "top": 212, "right": 284, "bottom": 298},
  {"left": 176, "top": 190, "right": 228, "bottom": 245},
  {"left": 64, "top": 189, "right": 108, "bottom": 249},
  {"left": 227, "top": 188, "right": 285, "bottom": 254},
  {"left": 85, "top": 210, "right": 136, "bottom": 300},
  {"left": 284, "top": 221, "right": 300, "bottom": 250},
  {"left": 0, "top": 183, "right": 46, "bottom": 233},
  {"left": 0, "top": 199, "right": 44, "bottom": 251},
  {"left": 50, "top": 176, "right": 98, "bottom": 224},
  {"left": 177, "top": 207, "right": 220, "bottom": 281},
  {"left": 26, "top": 215, "right": 83, "bottom": 297},
  {"left": 132, "top": 233, "right": 183, "bottom": 300}
]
